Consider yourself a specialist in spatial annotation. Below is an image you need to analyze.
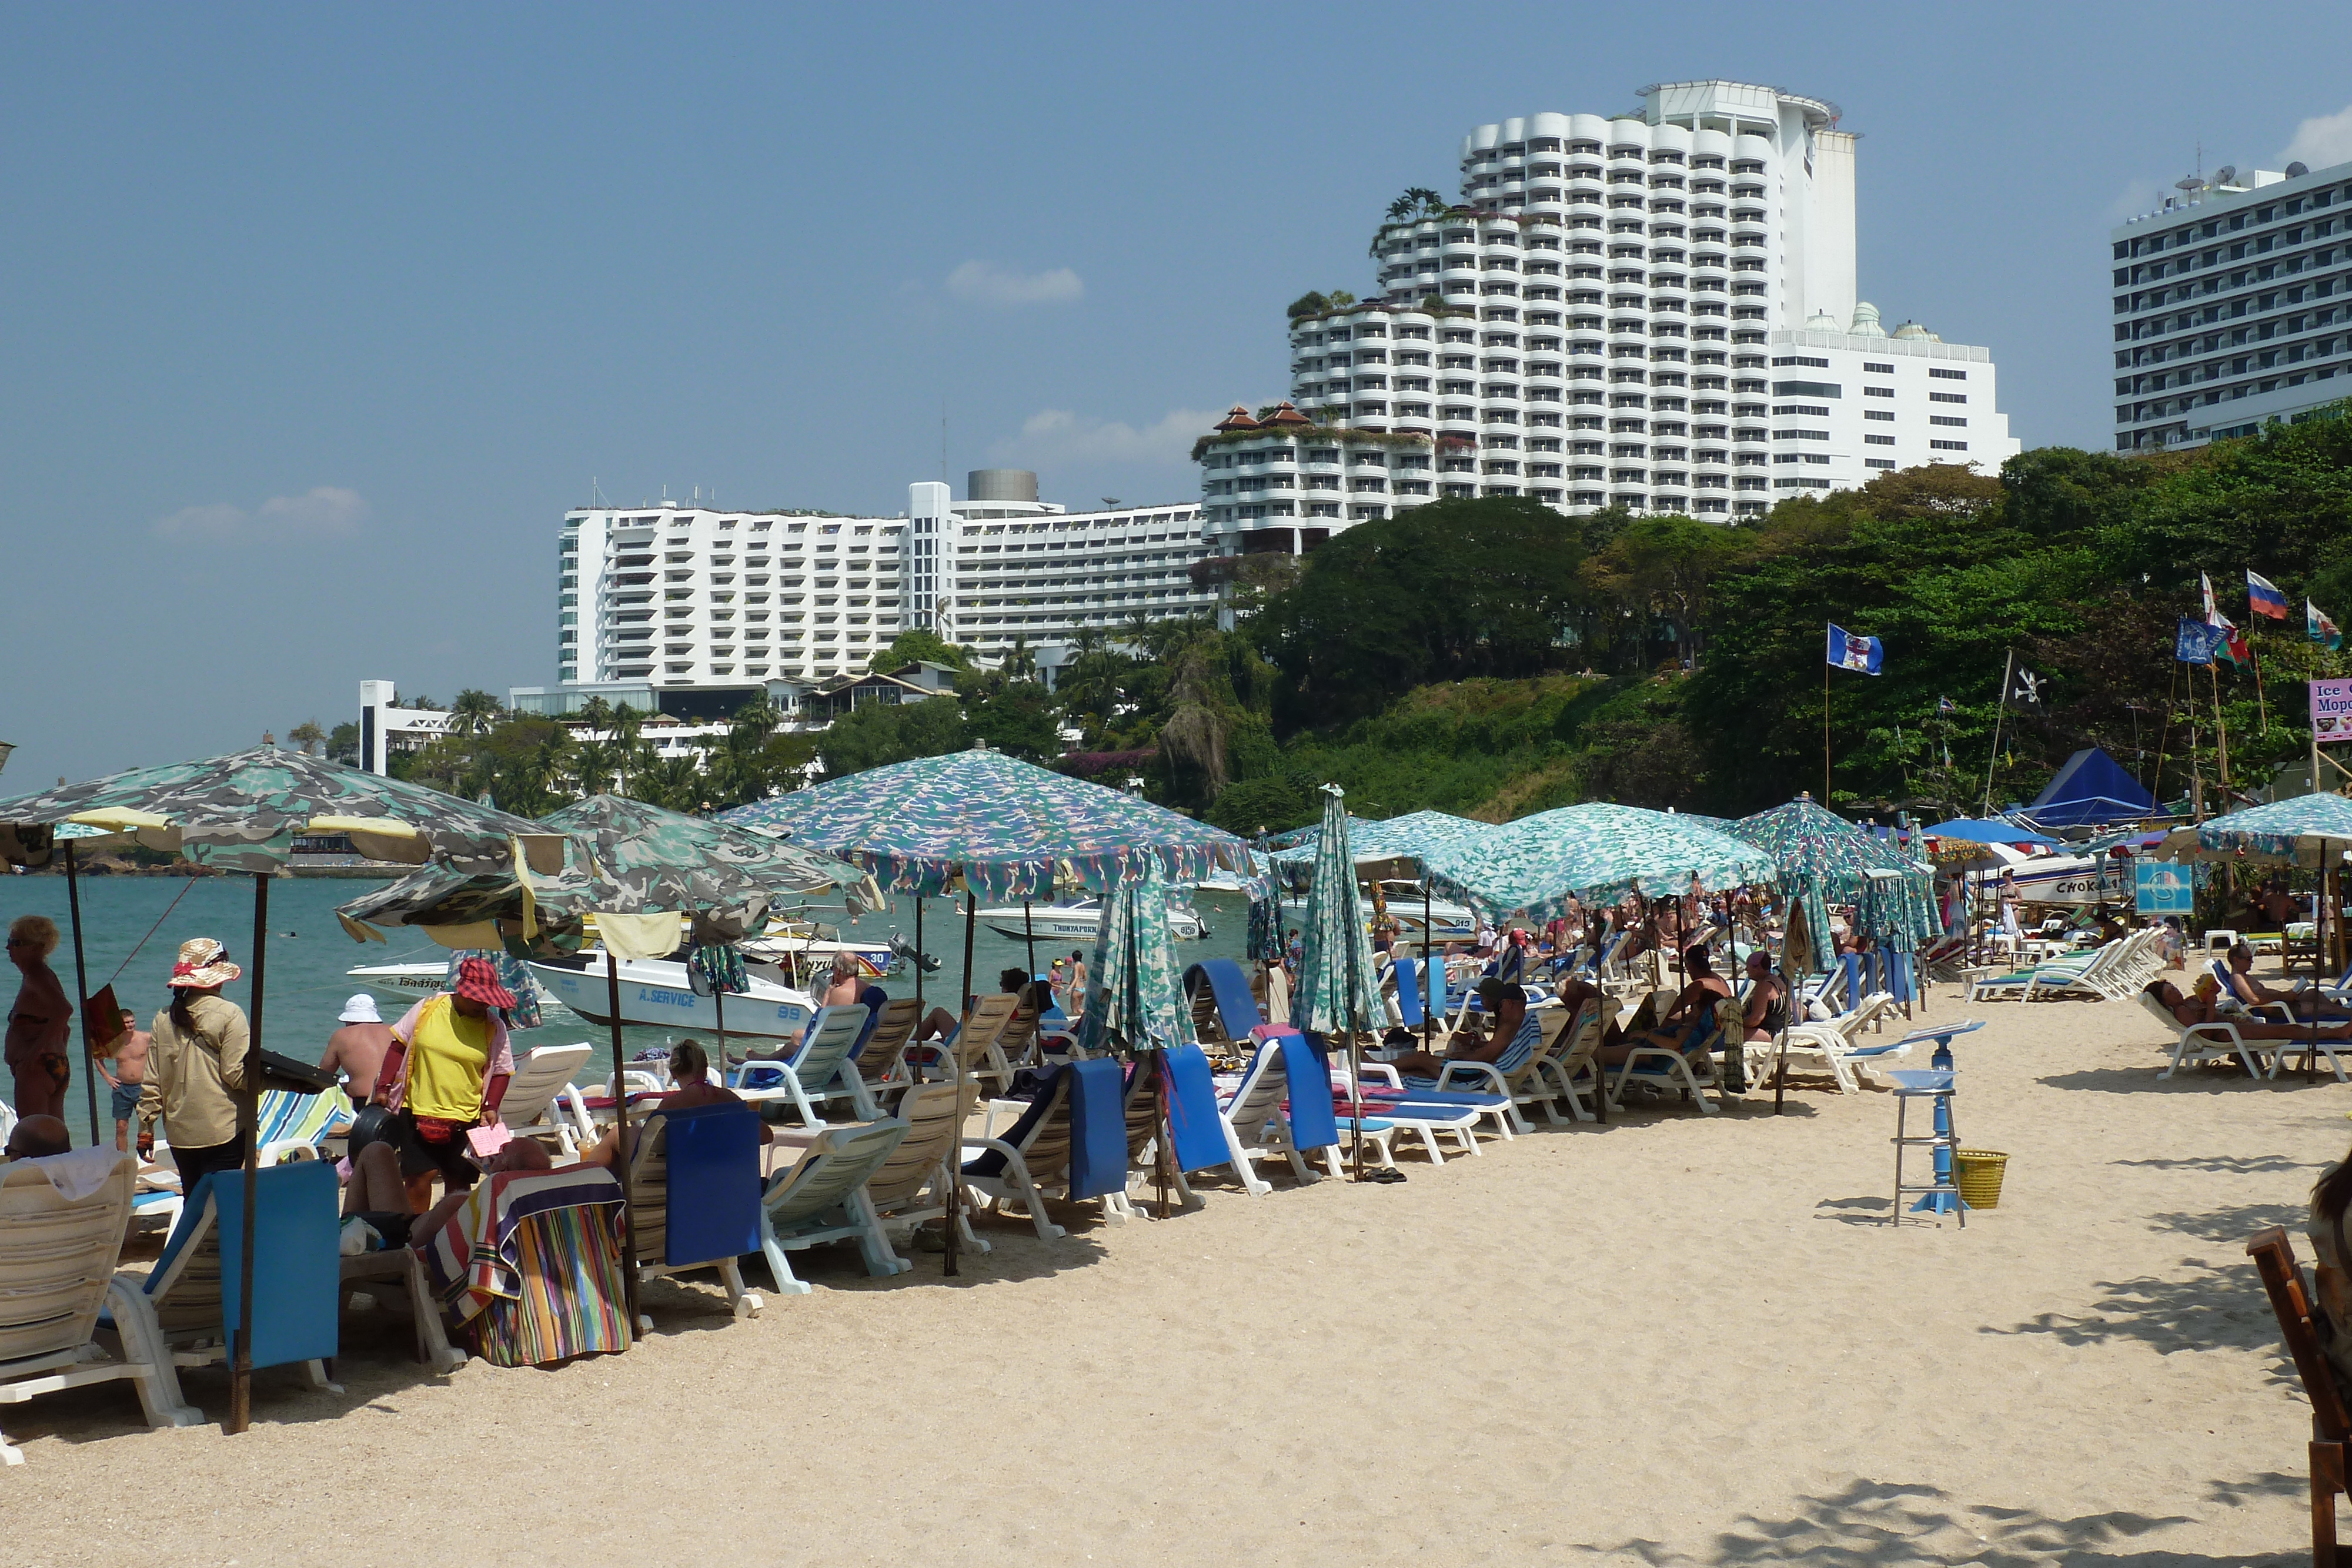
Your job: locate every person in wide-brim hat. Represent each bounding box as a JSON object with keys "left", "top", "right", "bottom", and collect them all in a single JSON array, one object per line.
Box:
[
  {"left": 371, "top": 957, "right": 517, "bottom": 1206},
  {"left": 137, "top": 938, "right": 256, "bottom": 1194}
]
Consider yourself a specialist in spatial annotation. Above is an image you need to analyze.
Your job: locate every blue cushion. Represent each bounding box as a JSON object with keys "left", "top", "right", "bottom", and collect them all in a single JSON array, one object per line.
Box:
[
  {"left": 1161, "top": 1045, "right": 1229, "bottom": 1174},
  {"left": 1065, "top": 1058, "right": 1127, "bottom": 1199}
]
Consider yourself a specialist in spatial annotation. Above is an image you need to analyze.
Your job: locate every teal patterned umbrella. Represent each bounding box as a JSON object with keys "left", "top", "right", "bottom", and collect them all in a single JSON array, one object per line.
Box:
[
  {"left": 2167, "top": 793, "right": 2352, "bottom": 867},
  {"left": 716, "top": 745, "right": 1253, "bottom": 900},
  {"left": 1725, "top": 795, "right": 1937, "bottom": 954},
  {"left": 1291, "top": 786, "right": 1386, "bottom": 1037},
  {"left": 1075, "top": 860, "right": 1196, "bottom": 1057},
  {"left": 1267, "top": 809, "right": 1490, "bottom": 886},
  {"left": 0, "top": 745, "right": 548, "bottom": 873},
  {"left": 1418, "top": 801, "right": 1778, "bottom": 921}
]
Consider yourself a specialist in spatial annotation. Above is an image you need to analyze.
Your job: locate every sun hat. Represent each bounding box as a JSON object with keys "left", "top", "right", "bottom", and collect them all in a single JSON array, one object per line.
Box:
[
  {"left": 166, "top": 937, "right": 241, "bottom": 989},
  {"left": 339, "top": 992, "right": 383, "bottom": 1024},
  {"left": 451, "top": 956, "right": 518, "bottom": 1011}
]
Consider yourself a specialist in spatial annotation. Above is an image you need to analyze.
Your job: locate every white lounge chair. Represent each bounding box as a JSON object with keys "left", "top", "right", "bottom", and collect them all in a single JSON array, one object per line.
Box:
[
  {"left": 734, "top": 1004, "right": 878, "bottom": 1123},
  {"left": 499, "top": 1042, "right": 597, "bottom": 1158},
  {"left": 0, "top": 1151, "right": 201, "bottom": 1464},
  {"left": 1209, "top": 1041, "right": 1331, "bottom": 1196},
  {"left": 624, "top": 1107, "right": 767, "bottom": 1319},
  {"left": 959, "top": 1071, "right": 1075, "bottom": 1241},
  {"left": 1424, "top": 1004, "right": 1579, "bottom": 1130},
  {"left": 756, "top": 1118, "right": 911, "bottom": 1293},
  {"left": 1608, "top": 998, "right": 1738, "bottom": 1115},
  {"left": 856, "top": 1080, "right": 988, "bottom": 1259},
  {"left": 2137, "top": 989, "right": 2276, "bottom": 1079},
  {"left": 1778, "top": 991, "right": 1898, "bottom": 1094}
]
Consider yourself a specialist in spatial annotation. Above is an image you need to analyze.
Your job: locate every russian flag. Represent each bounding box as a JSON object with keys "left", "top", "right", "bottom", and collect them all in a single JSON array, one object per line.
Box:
[
  {"left": 1826, "top": 623, "right": 1883, "bottom": 675},
  {"left": 2248, "top": 569, "right": 2291, "bottom": 620}
]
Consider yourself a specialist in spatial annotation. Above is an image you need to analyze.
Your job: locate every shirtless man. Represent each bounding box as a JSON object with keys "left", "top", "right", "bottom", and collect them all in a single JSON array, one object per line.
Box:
[
  {"left": 318, "top": 993, "right": 396, "bottom": 1107},
  {"left": 2223, "top": 943, "right": 2351, "bottom": 1023},
  {"left": 94, "top": 1007, "right": 151, "bottom": 1152},
  {"left": 819, "top": 954, "right": 864, "bottom": 1009},
  {"left": 5, "top": 915, "right": 72, "bottom": 1121},
  {"left": 1603, "top": 943, "right": 1733, "bottom": 1066}
]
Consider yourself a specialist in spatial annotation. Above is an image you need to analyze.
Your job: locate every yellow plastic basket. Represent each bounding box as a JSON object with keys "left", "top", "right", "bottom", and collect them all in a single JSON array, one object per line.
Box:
[{"left": 1954, "top": 1149, "right": 2009, "bottom": 1211}]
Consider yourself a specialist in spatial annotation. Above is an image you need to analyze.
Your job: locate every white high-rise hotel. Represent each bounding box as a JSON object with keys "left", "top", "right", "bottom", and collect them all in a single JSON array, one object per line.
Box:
[{"left": 1200, "top": 79, "right": 2015, "bottom": 549}]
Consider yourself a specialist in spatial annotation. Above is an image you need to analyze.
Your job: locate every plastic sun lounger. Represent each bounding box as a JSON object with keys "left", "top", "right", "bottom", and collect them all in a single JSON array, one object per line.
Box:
[
  {"left": 499, "top": 1042, "right": 597, "bottom": 1158},
  {"left": 112, "top": 1165, "right": 345, "bottom": 1408},
  {"left": 2134, "top": 990, "right": 2277, "bottom": 1079},
  {"left": 733, "top": 1003, "right": 878, "bottom": 1123},
  {"left": 848, "top": 1079, "right": 988, "bottom": 1262},
  {"left": 1184, "top": 959, "right": 1263, "bottom": 1044},
  {"left": 960, "top": 1071, "right": 1076, "bottom": 1242},
  {"left": 904, "top": 993, "right": 1020, "bottom": 1096},
  {"left": 1779, "top": 992, "right": 1898, "bottom": 1094},
  {"left": 0, "top": 1151, "right": 201, "bottom": 1463},
  {"left": 1425, "top": 1004, "right": 1580, "bottom": 1131},
  {"left": 1608, "top": 999, "right": 1737, "bottom": 1115},
  {"left": 756, "top": 1118, "right": 911, "bottom": 1295},
  {"left": 1344, "top": 1065, "right": 1488, "bottom": 1161},
  {"left": 627, "top": 1105, "right": 767, "bottom": 1319},
  {"left": 1208, "top": 1037, "right": 1339, "bottom": 1196},
  {"left": 856, "top": 998, "right": 924, "bottom": 1086}
]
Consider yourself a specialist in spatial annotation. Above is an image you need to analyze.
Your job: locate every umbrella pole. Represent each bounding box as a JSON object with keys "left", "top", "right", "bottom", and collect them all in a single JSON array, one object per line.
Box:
[
  {"left": 604, "top": 951, "right": 640, "bottom": 1342},
  {"left": 944, "top": 891, "right": 975, "bottom": 1279},
  {"left": 913, "top": 898, "right": 924, "bottom": 1015},
  {"left": 229, "top": 872, "right": 268, "bottom": 1436},
  {"left": 714, "top": 987, "right": 727, "bottom": 1081},
  {"left": 1423, "top": 880, "right": 1434, "bottom": 1055},
  {"left": 1349, "top": 1005, "right": 1365, "bottom": 1182},
  {"left": 64, "top": 843, "right": 98, "bottom": 1149},
  {"left": 1023, "top": 901, "right": 1036, "bottom": 987}
]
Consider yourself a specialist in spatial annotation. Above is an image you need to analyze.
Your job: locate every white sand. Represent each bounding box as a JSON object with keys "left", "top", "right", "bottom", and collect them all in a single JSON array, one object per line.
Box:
[{"left": 7, "top": 987, "right": 2340, "bottom": 1565}]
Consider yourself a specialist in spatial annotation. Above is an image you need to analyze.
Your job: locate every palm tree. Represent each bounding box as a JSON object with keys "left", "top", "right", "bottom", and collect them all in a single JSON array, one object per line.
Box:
[
  {"left": 578, "top": 694, "right": 613, "bottom": 742},
  {"left": 447, "top": 688, "right": 502, "bottom": 738},
  {"left": 1387, "top": 192, "right": 1415, "bottom": 222},
  {"left": 571, "top": 738, "right": 614, "bottom": 798},
  {"left": 610, "top": 703, "right": 643, "bottom": 791}
]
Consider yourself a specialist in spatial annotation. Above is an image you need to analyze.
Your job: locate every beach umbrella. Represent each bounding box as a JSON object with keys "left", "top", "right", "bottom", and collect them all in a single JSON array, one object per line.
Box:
[
  {"left": 1291, "top": 786, "right": 1385, "bottom": 1181},
  {"left": 719, "top": 744, "right": 1255, "bottom": 1271},
  {"left": 0, "top": 745, "right": 556, "bottom": 1434},
  {"left": 1921, "top": 818, "right": 2062, "bottom": 850},
  {"left": 1271, "top": 807, "right": 1490, "bottom": 1039},
  {"left": 1726, "top": 795, "right": 1937, "bottom": 956},
  {"left": 1418, "top": 801, "right": 1777, "bottom": 923},
  {"left": 1075, "top": 861, "right": 1196, "bottom": 1215}
]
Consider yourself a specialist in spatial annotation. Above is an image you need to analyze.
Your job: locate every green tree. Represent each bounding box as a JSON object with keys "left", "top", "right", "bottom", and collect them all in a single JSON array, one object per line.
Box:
[
  {"left": 447, "top": 688, "right": 502, "bottom": 737},
  {"left": 820, "top": 695, "right": 967, "bottom": 778},
  {"left": 1205, "top": 775, "right": 1316, "bottom": 835},
  {"left": 873, "top": 628, "right": 966, "bottom": 672},
  {"left": 286, "top": 718, "right": 326, "bottom": 755},
  {"left": 326, "top": 720, "right": 359, "bottom": 765}
]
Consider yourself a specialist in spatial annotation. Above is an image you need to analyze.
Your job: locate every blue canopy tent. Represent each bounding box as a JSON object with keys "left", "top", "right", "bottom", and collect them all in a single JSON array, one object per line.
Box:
[{"left": 2021, "top": 747, "right": 2161, "bottom": 829}]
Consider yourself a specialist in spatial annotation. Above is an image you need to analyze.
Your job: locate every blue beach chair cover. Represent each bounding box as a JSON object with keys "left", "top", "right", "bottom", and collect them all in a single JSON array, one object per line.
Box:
[
  {"left": 1160, "top": 1044, "right": 1228, "bottom": 1173},
  {"left": 1281, "top": 1034, "right": 1339, "bottom": 1152},
  {"left": 657, "top": 1102, "right": 763, "bottom": 1266},
  {"left": 207, "top": 1163, "right": 341, "bottom": 1369},
  {"left": 1065, "top": 1058, "right": 1128, "bottom": 1199}
]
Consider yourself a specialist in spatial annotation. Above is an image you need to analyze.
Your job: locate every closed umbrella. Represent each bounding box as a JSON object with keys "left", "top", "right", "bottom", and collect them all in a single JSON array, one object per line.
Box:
[
  {"left": 1271, "top": 808, "right": 1490, "bottom": 1038},
  {"left": 1726, "top": 795, "right": 1937, "bottom": 957},
  {"left": 0, "top": 745, "right": 554, "bottom": 1433},
  {"left": 718, "top": 744, "right": 1255, "bottom": 1271},
  {"left": 1075, "top": 861, "right": 1196, "bottom": 1214},
  {"left": 1290, "top": 786, "right": 1385, "bottom": 1181}
]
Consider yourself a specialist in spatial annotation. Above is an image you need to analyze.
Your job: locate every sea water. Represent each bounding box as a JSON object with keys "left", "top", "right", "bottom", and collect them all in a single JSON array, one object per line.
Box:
[{"left": 0, "top": 872, "right": 1257, "bottom": 1148}]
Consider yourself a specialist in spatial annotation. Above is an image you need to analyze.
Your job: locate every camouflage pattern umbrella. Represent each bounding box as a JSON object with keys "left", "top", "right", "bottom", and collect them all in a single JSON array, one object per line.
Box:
[
  {"left": 1075, "top": 860, "right": 1195, "bottom": 1058},
  {"left": 0, "top": 746, "right": 553, "bottom": 1437}
]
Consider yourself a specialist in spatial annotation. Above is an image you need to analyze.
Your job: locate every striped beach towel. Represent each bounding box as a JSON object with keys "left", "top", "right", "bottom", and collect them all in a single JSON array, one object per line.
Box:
[
  {"left": 419, "top": 1166, "right": 624, "bottom": 1326},
  {"left": 465, "top": 1202, "right": 630, "bottom": 1367}
]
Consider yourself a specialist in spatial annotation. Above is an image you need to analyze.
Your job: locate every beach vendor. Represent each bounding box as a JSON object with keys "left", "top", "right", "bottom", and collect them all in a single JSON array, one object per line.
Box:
[
  {"left": 136, "top": 938, "right": 256, "bottom": 1193},
  {"left": 5, "top": 915, "right": 72, "bottom": 1121},
  {"left": 373, "top": 957, "right": 517, "bottom": 1208}
]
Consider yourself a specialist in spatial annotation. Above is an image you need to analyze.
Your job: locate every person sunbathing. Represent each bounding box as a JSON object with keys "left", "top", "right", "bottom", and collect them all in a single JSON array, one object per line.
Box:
[
  {"left": 580, "top": 1039, "right": 771, "bottom": 1169},
  {"left": 1384, "top": 979, "right": 1542, "bottom": 1088},
  {"left": 1739, "top": 951, "right": 1787, "bottom": 1044},
  {"left": 1601, "top": 943, "right": 1732, "bottom": 1066},
  {"left": 2145, "top": 979, "right": 2352, "bottom": 1040},
  {"left": 2225, "top": 943, "right": 2351, "bottom": 1021}
]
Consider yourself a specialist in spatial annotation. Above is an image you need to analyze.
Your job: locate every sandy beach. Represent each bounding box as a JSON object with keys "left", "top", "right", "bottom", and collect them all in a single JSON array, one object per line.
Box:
[{"left": 6, "top": 982, "right": 2339, "bottom": 1566}]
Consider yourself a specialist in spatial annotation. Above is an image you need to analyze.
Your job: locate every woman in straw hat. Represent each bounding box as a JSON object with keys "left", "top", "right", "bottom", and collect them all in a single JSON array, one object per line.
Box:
[
  {"left": 371, "top": 957, "right": 517, "bottom": 1209},
  {"left": 135, "top": 938, "right": 255, "bottom": 1194}
]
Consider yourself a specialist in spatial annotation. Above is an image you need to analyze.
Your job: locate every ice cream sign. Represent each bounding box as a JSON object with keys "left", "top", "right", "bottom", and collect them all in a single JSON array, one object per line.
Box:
[{"left": 2314, "top": 679, "right": 2352, "bottom": 744}]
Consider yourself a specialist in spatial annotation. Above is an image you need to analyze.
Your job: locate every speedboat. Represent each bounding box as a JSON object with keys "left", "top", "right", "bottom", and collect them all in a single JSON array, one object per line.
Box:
[
  {"left": 524, "top": 951, "right": 820, "bottom": 1040},
  {"left": 346, "top": 961, "right": 560, "bottom": 1008},
  {"left": 976, "top": 895, "right": 1205, "bottom": 943},
  {"left": 1279, "top": 880, "right": 1476, "bottom": 941}
]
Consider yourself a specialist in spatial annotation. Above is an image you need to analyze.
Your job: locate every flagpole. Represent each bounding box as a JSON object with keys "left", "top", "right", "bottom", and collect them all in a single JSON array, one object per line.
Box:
[
  {"left": 2152, "top": 662, "right": 2177, "bottom": 804},
  {"left": 1823, "top": 660, "right": 1832, "bottom": 804},
  {"left": 2211, "top": 660, "right": 2231, "bottom": 789},
  {"left": 2251, "top": 632, "right": 2270, "bottom": 733},
  {"left": 1982, "top": 648, "right": 2014, "bottom": 814}
]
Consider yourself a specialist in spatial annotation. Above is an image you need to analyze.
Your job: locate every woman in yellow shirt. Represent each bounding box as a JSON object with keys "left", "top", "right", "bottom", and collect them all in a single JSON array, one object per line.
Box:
[{"left": 373, "top": 958, "right": 517, "bottom": 1207}]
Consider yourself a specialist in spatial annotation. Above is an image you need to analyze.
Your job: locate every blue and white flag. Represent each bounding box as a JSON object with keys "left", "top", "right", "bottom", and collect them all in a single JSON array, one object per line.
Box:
[
  {"left": 1826, "top": 623, "right": 1883, "bottom": 675},
  {"left": 2176, "top": 617, "right": 2224, "bottom": 664}
]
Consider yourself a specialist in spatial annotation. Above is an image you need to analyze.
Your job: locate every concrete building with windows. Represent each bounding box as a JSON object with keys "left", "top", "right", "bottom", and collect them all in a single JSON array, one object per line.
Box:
[
  {"left": 904, "top": 471, "right": 1215, "bottom": 660},
  {"left": 1199, "top": 78, "right": 2013, "bottom": 547},
  {"left": 2112, "top": 157, "right": 2352, "bottom": 450}
]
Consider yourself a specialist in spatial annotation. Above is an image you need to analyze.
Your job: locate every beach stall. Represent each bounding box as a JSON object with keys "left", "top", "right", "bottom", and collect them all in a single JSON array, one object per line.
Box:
[
  {"left": 716, "top": 743, "right": 1255, "bottom": 1271},
  {"left": 0, "top": 745, "right": 555, "bottom": 1432}
]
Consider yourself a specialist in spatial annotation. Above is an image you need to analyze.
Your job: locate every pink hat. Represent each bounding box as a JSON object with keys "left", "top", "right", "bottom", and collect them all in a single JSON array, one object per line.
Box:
[{"left": 452, "top": 957, "right": 517, "bottom": 1011}]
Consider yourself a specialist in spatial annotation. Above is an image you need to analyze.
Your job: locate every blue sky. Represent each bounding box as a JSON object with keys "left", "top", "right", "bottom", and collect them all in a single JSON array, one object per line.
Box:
[{"left": 6, "top": 1, "right": 2352, "bottom": 787}]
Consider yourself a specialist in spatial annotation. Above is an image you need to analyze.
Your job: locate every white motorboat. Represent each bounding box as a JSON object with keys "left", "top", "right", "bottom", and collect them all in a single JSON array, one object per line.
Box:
[
  {"left": 346, "top": 961, "right": 561, "bottom": 1008},
  {"left": 976, "top": 895, "right": 1206, "bottom": 944},
  {"left": 1279, "top": 880, "right": 1477, "bottom": 941},
  {"left": 525, "top": 951, "right": 820, "bottom": 1041}
]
